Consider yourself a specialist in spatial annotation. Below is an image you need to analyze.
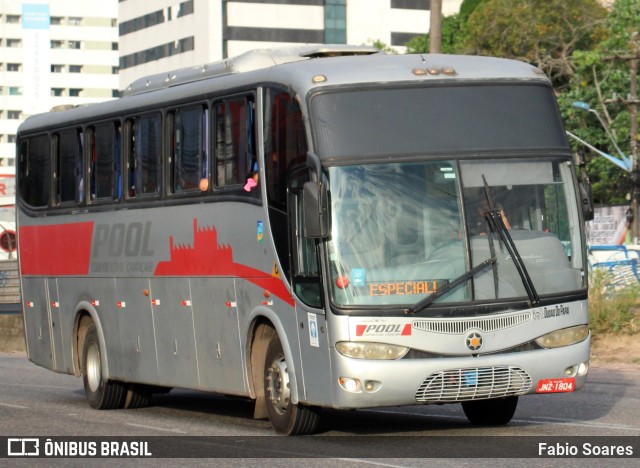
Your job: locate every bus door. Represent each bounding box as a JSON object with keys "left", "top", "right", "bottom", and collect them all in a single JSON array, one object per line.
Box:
[
  {"left": 187, "top": 277, "right": 246, "bottom": 394},
  {"left": 112, "top": 278, "right": 158, "bottom": 383},
  {"left": 148, "top": 277, "right": 199, "bottom": 388},
  {"left": 46, "top": 278, "right": 69, "bottom": 372},
  {"left": 22, "top": 278, "right": 54, "bottom": 370},
  {"left": 288, "top": 170, "right": 331, "bottom": 405}
]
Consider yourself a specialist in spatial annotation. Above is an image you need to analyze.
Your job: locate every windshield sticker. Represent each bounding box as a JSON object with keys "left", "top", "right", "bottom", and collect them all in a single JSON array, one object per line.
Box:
[
  {"left": 257, "top": 221, "right": 264, "bottom": 243},
  {"left": 368, "top": 280, "right": 446, "bottom": 296},
  {"left": 350, "top": 268, "right": 366, "bottom": 287}
]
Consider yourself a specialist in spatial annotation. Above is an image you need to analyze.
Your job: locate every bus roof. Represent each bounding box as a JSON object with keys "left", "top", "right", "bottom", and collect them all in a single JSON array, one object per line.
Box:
[{"left": 18, "top": 45, "right": 550, "bottom": 134}]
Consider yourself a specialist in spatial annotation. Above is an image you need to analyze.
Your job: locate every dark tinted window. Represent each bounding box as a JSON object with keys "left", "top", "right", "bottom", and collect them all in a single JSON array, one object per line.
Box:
[
  {"left": 18, "top": 135, "right": 51, "bottom": 208},
  {"left": 310, "top": 84, "right": 568, "bottom": 158}
]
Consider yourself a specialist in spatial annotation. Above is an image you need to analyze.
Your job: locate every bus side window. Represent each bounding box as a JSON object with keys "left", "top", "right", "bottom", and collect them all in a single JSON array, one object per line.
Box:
[
  {"left": 18, "top": 136, "right": 51, "bottom": 208},
  {"left": 126, "top": 114, "right": 161, "bottom": 198},
  {"left": 213, "top": 96, "right": 255, "bottom": 191},
  {"left": 135, "top": 114, "right": 162, "bottom": 196},
  {"left": 90, "top": 122, "right": 119, "bottom": 201},
  {"left": 54, "top": 128, "right": 83, "bottom": 205},
  {"left": 170, "top": 104, "right": 209, "bottom": 193}
]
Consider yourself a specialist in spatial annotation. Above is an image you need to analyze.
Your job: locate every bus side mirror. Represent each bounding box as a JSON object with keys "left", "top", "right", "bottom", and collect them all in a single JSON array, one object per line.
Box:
[
  {"left": 579, "top": 180, "right": 594, "bottom": 222},
  {"left": 303, "top": 181, "right": 329, "bottom": 238}
]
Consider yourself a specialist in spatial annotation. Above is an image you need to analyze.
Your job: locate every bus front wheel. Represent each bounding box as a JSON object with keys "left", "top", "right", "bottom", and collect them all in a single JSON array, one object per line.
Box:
[
  {"left": 263, "top": 333, "right": 320, "bottom": 435},
  {"left": 81, "top": 324, "right": 126, "bottom": 409},
  {"left": 461, "top": 396, "right": 518, "bottom": 425}
]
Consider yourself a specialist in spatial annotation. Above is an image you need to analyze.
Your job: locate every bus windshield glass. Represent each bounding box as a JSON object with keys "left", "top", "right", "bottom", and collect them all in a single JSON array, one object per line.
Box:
[{"left": 327, "top": 158, "right": 584, "bottom": 307}]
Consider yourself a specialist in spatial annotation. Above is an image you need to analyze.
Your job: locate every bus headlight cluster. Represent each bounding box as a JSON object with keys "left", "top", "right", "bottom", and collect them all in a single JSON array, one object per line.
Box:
[
  {"left": 336, "top": 342, "right": 409, "bottom": 360},
  {"left": 535, "top": 325, "right": 589, "bottom": 349}
]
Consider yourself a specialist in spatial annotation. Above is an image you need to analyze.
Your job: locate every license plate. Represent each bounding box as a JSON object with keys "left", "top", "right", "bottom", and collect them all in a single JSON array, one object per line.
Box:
[{"left": 536, "top": 378, "right": 576, "bottom": 393}]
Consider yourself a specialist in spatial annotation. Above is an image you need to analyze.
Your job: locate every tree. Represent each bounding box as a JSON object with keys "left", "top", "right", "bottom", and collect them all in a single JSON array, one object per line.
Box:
[
  {"left": 558, "top": 0, "right": 640, "bottom": 205},
  {"left": 466, "top": 0, "right": 607, "bottom": 88},
  {"left": 405, "top": 0, "right": 485, "bottom": 54}
]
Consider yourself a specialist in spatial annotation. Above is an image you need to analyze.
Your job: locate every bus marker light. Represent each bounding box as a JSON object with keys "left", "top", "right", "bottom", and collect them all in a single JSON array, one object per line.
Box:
[
  {"left": 312, "top": 74, "right": 327, "bottom": 84},
  {"left": 26, "top": 301, "right": 34, "bottom": 308},
  {"left": 117, "top": 301, "right": 126, "bottom": 308},
  {"left": 262, "top": 300, "right": 274, "bottom": 306},
  {"left": 151, "top": 299, "right": 161, "bottom": 306},
  {"left": 182, "top": 299, "right": 192, "bottom": 306},
  {"left": 336, "top": 276, "right": 350, "bottom": 289},
  {"left": 91, "top": 300, "right": 100, "bottom": 307},
  {"left": 143, "top": 289, "right": 150, "bottom": 296},
  {"left": 51, "top": 301, "right": 59, "bottom": 308},
  {"left": 226, "top": 301, "right": 237, "bottom": 308},
  {"left": 428, "top": 68, "right": 440, "bottom": 75}
]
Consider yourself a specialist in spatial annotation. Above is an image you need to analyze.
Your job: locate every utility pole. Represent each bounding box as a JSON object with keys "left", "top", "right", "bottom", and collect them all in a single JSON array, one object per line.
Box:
[
  {"left": 429, "top": 0, "right": 442, "bottom": 54},
  {"left": 630, "top": 39, "right": 639, "bottom": 243}
]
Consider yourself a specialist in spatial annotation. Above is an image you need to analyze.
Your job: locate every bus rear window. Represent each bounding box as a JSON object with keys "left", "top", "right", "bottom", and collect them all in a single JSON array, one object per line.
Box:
[{"left": 18, "top": 135, "right": 51, "bottom": 208}]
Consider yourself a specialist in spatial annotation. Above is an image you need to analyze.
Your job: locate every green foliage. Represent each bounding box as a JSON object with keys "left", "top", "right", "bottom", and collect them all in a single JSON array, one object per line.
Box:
[
  {"left": 557, "top": 0, "right": 640, "bottom": 205},
  {"left": 588, "top": 269, "right": 639, "bottom": 334},
  {"left": 368, "top": 39, "right": 398, "bottom": 54},
  {"left": 466, "top": 0, "right": 607, "bottom": 88},
  {"left": 405, "top": 14, "right": 468, "bottom": 54}
]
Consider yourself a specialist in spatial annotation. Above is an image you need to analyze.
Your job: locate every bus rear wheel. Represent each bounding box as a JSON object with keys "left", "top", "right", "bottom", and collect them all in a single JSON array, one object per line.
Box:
[
  {"left": 263, "top": 333, "right": 320, "bottom": 435},
  {"left": 461, "top": 396, "right": 518, "bottom": 425},
  {"left": 82, "top": 324, "right": 126, "bottom": 409}
]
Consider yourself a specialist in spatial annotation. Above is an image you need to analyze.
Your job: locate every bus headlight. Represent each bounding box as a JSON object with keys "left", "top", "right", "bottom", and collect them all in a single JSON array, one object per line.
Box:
[
  {"left": 535, "top": 325, "right": 589, "bottom": 349},
  {"left": 336, "top": 342, "right": 409, "bottom": 360}
]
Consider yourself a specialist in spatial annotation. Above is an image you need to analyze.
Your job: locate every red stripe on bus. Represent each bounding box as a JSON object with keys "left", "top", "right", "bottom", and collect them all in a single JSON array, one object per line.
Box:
[
  {"left": 19, "top": 222, "right": 94, "bottom": 275},
  {"left": 154, "top": 219, "right": 294, "bottom": 306}
]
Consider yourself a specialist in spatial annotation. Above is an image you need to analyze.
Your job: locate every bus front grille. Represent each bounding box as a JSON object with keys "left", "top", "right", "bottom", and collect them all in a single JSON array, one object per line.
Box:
[
  {"left": 412, "top": 312, "right": 531, "bottom": 335},
  {"left": 415, "top": 366, "right": 532, "bottom": 403}
]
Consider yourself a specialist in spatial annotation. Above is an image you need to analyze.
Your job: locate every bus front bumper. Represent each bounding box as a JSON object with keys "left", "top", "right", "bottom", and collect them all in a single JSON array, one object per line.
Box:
[{"left": 327, "top": 336, "right": 590, "bottom": 409}]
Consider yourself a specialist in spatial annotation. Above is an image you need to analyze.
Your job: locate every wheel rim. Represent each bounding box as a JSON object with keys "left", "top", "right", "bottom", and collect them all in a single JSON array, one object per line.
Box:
[
  {"left": 86, "top": 342, "right": 101, "bottom": 393},
  {"left": 266, "top": 355, "right": 290, "bottom": 415}
]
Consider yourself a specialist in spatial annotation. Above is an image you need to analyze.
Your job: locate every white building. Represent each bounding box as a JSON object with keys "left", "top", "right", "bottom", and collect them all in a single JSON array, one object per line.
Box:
[
  {"left": 118, "top": 0, "right": 463, "bottom": 92},
  {"left": 0, "top": 0, "right": 119, "bottom": 167}
]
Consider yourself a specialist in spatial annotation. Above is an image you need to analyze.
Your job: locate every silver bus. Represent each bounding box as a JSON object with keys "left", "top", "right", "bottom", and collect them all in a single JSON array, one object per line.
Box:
[{"left": 17, "top": 45, "right": 590, "bottom": 435}]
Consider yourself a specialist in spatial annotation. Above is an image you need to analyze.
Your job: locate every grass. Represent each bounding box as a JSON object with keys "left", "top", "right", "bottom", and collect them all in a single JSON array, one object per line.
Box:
[{"left": 588, "top": 269, "right": 640, "bottom": 335}]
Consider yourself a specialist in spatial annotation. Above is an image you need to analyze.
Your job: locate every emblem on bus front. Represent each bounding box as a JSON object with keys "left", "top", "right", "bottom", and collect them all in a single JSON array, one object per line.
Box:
[{"left": 466, "top": 332, "right": 483, "bottom": 351}]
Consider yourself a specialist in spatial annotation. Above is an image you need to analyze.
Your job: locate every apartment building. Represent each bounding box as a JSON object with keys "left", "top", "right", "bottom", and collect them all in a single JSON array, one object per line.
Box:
[
  {"left": 118, "top": 0, "right": 463, "bottom": 91},
  {"left": 0, "top": 0, "right": 118, "bottom": 167}
]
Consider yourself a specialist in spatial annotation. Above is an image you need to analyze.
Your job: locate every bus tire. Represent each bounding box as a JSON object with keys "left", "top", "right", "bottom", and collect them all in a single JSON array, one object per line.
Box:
[
  {"left": 264, "top": 333, "right": 320, "bottom": 435},
  {"left": 461, "top": 396, "right": 518, "bottom": 425},
  {"left": 81, "top": 324, "right": 126, "bottom": 410},
  {"left": 124, "top": 384, "right": 152, "bottom": 409}
]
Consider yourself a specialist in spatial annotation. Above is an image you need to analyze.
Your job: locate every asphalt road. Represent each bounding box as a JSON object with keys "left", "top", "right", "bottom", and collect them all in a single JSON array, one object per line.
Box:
[{"left": 0, "top": 352, "right": 638, "bottom": 466}]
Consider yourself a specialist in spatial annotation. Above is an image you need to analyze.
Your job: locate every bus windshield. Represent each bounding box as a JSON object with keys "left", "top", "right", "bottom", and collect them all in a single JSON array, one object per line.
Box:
[{"left": 327, "top": 158, "right": 584, "bottom": 307}]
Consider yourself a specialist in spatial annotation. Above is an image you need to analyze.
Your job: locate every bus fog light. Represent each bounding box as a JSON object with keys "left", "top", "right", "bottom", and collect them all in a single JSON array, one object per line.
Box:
[
  {"left": 364, "top": 380, "right": 381, "bottom": 393},
  {"left": 339, "top": 377, "right": 361, "bottom": 393},
  {"left": 578, "top": 361, "right": 589, "bottom": 376},
  {"left": 336, "top": 342, "right": 409, "bottom": 360},
  {"left": 534, "top": 325, "right": 589, "bottom": 349},
  {"left": 565, "top": 366, "right": 576, "bottom": 377}
]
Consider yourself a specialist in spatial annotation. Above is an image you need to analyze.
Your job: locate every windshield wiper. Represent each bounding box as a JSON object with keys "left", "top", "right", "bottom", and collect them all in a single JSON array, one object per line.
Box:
[
  {"left": 404, "top": 257, "right": 496, "bottom": 314},
  {"left": 481, "top": 175, "right": 540, "bottom": 306}
]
